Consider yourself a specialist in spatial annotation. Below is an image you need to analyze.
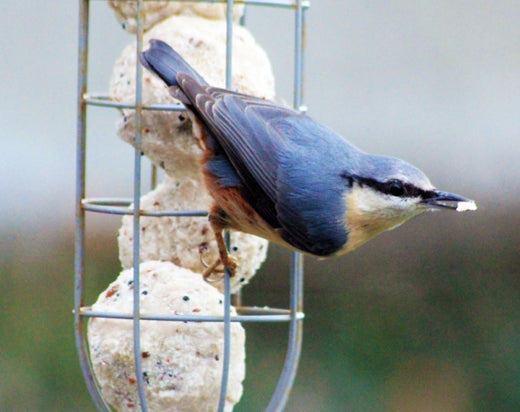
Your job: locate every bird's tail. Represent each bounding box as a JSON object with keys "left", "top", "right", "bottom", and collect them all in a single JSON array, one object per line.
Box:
[{"left": 140, "top": 39, "right": 208, "bottom": 87}]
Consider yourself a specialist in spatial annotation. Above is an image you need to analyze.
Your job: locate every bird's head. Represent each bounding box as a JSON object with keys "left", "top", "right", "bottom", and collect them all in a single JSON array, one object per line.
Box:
[{"left": 340, "top": 154, "right": 477, "bottom": 253}]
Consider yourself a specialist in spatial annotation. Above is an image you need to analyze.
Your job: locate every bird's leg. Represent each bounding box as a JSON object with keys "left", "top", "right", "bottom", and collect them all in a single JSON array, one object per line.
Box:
[{"left": 202, "top": 207, "right": 238, "bottom": 279}]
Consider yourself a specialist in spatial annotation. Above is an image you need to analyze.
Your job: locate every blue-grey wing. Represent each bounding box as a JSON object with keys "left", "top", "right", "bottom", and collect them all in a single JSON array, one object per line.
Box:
[{"left": 179, "top": 74, "right": 358, "bottom": 255}]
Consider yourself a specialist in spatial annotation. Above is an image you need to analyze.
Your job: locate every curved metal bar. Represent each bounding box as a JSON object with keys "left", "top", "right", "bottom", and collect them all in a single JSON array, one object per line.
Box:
[
  {"left": 82, "top": 197, "right": 208, "bottom": 217},
  {"left": 74, "top": 1, "right": 112, "bottom": 411},
  {"left": 86, "top": 94, "right": 309, "bottom": 113},
  {"left": 238, "top": 0, "right": 311, "bottom": 8},
  {"left": 79, "top": 306, "right": 305, "bottom": 322},
  {"left": 266, "top": 1, "right": 306, "bottom": 410},
  {"left": 86, "top": 0, "right": 311, "bottom": 9},
  {"left": 85, "top": 94, "right": 186, "bottom": 111},
  {"left": 266, "top": 253, "right": 304, "bottom": 412}
]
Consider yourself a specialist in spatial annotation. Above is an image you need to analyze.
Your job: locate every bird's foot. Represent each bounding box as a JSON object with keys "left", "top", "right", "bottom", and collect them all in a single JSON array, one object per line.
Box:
[{"left": 201, "top": 255, "right": 238, "bottom": 282}]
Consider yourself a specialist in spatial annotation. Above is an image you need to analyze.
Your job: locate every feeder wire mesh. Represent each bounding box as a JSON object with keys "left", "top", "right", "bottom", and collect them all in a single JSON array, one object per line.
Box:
[{"left": 74, "top": 1, "right": 308, "bottom": 410}]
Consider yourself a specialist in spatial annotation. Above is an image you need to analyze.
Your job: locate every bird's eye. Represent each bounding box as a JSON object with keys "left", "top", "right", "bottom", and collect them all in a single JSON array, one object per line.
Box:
[
  {"left": 341, "top": 173, "right": 355, "bottom": 187},
  {"left": 386, "top": 180, "right": 405, "bottom": 197}
]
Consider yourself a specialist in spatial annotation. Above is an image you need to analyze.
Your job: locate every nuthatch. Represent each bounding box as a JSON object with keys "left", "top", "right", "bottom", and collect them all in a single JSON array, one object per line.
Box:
[{"left": 140, "top": 39, "right": 477, "bottom": 278}]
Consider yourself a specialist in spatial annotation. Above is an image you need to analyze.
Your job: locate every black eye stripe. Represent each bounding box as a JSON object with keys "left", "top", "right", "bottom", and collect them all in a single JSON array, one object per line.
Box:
[{"left": 350, "top": 176, "right": 424, "bottom": 198}]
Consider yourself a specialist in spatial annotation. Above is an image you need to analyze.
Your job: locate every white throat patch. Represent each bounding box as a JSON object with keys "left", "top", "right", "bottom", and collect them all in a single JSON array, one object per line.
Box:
[{"left": 340, "top": 184, "right": 424, "bottom": 254}]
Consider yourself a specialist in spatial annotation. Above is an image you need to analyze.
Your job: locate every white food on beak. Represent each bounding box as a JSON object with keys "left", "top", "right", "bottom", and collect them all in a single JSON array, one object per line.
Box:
[{"left": 456, "top": 200, "right": 478, "bottom": 212}]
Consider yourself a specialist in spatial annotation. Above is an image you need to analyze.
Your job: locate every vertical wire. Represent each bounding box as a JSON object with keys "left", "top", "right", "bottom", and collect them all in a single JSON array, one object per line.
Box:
[
  {"left": 293, "top": 0, "right": 306, "bottom": 111},
  {"left": 266, "top": 254, "right": 304, "bottom": 412},
  {"left": 217, "top": 2, "right": 234, "bottom": 411},
  {"left": 151, "top": 164, "right": 158, "bottom": 189},
  {"left": 133, "top": 0, "right": 148, "bottom": 410},
  {"left": 225, "top": 0, "right": 234, "bottom": 89},
  {"left": 232, "top": 0, "right": 246, "bottom": 313},
  {"left": 218, "top": 231, "right": 232, "bottom": 412},
  {"left": 266, "top": 1, "right": 306, "bottom": 411},
  {"left": 74, "top": 1, "right": 111, "bottom": 410}
]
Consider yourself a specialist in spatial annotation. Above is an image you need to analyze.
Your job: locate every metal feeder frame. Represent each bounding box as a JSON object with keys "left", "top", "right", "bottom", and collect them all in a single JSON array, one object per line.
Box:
[{"left": 74, "top": 1, "right": 308, "bottom": 411}]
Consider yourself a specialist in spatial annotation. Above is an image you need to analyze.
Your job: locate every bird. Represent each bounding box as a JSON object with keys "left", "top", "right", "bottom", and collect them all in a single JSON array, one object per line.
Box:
[{"left": 140, "top": 39, "right": 477, "bottom": 278}]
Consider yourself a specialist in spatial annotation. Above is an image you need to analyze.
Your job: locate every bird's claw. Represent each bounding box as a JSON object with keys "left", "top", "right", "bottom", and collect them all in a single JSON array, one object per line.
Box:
[
  {"left": 202, "top": 255, "right": 238, "bottom": 282},
  {"left": 202, "top": 259, "right": 225, "bottom": 282}
]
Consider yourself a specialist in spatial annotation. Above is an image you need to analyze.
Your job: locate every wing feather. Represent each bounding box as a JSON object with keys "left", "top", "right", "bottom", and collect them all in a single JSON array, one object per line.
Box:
[{"left": 178, "top": 74, "right": 358, "bottom": 255}]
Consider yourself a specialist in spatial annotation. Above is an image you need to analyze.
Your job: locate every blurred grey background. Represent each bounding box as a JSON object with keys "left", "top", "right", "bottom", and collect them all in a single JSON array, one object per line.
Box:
[{"left": 1, "top": 1, "right": 519, "bottom": 411}]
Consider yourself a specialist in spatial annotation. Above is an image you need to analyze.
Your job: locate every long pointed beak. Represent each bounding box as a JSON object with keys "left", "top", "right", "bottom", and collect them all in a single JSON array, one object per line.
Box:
[{"left": 421, "top": 190, "right": 477, "bottom": 212}]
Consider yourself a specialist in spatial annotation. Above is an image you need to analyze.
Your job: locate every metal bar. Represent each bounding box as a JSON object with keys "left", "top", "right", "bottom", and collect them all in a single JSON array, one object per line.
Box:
[
  {"left": 88, "top": 0, "right": 310, "bottom": 9},
  {"left": 293, "top": 0, "right": 305, "bottom": 110},
  {"left": 132, "top": 1, "right": 149, "bottom": 410},
  {"left": 266, "top": 1, "right": 306, "bottom": 410},
  {"left": 266, "top": 252, "right": 304, "bottom": 412},
  {"left": 218, "top": 4, "right": 235, "bottom": 408},
  {"left": 225, "top": 0, "right": 233, "bottom": 89},
  {"left": 74, "top": 1, "right": 112, "bottom": 411},
  {"left": 239, "top": 0, "right": 310, "bottom": 7},
  {"left": 79, "top": 310, "right": 305, "bottom": 323},
  {"left": 82, "top": 198, "right": 208, "bottom": 217},
  {"left": 84, "top": 94, "right": 186, "bottom": 111},
  {"left": 79, "top": 307, "right": 305, "bottom": 322},
  {"left": 218, "top": 253, "right": 232, "bottom": 412},
  {"left": 151, "top": 164, "right": 158, "bottom": 189}
]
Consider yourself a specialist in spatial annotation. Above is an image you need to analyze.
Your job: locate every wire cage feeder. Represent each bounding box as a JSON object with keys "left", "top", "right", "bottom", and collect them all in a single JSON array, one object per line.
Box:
[{"left": 74, "top": 1, "right": 308, "bottom": 410}]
